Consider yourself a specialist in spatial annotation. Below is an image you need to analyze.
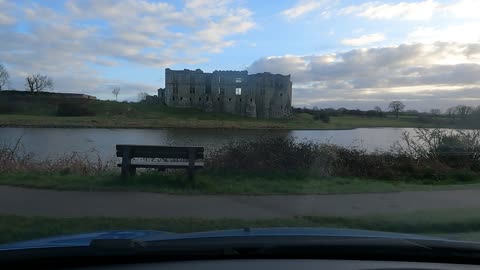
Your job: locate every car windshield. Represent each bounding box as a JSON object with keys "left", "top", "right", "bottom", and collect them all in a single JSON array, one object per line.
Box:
[{"left": 1, "top": 0, "right": 480, "bottom": 248}]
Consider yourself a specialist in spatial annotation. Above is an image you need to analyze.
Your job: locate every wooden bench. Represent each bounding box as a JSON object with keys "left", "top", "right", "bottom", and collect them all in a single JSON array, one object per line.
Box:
[{"left": 116, "top": 145, "right": 204, "bottom": 180}]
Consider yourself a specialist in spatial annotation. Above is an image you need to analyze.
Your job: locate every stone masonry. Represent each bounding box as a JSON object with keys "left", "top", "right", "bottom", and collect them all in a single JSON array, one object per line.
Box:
[{"left": 158, "top": 68, "right": 292, "bottom": 119}]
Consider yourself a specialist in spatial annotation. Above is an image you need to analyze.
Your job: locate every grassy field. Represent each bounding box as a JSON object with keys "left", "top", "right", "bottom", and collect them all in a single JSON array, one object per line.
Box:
[
  {"left": 0, "top": 99, "right": 457, "bottom": 129},
  {"left": 3, "top": 208, "right": 480, "bottom": 244},
  {"left": 1, "top": 172, "right": 480, "bottom": 195}
]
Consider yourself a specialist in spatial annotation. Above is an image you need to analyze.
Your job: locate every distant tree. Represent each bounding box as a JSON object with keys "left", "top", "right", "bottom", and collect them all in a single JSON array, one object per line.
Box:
[
  {"left": 137, "top": 92, "right": 148, "bottom": 102},
  {"left": 446, "top": 106, "right": 456, "bottom": 118},
  {"left": 388, "top": 101, "right": 405, "bottom": 119},
  {"left": 25, "top": 74, "right": 53, "bottom": 93},
  {"left": 430, "top": 109, "right": 441, "bottom": 115},
  {"left": 455, "top": 105, "right": 474, "bottom": 119},
  {"left": 0, "top": 64, "right": 10, "bottom": 91},
  {"left": 374, "top": 106, "right": 382, "bottom": 112},
  {"left": 112, "top": 87, "right": 120, "bottom": 101}
]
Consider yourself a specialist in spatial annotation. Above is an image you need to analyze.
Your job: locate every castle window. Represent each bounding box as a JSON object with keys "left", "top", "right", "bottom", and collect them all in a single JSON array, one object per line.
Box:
[
  {"left": 199, "top": 97, "right": 202, "bottom": 101},
  {"left": 172, "top": 96, "right": 175, "bottom": 101},
  {"left": 217, "top": 97, "right": 220, "bottom": 101},
  {"left": 228, "top": 98, "right": 232, "bottom": 102},
  {"left": 281, "top": 105, "right": 283, "bottom": 109},
  {"left": 240, "top": 98, "right": 242, "bottom": 102},
  {"left": 206, "top": 96, "right": 209, "bottom": 101},
  {"left": 280, "top": 93, "right": 283, "bottom": 97},
  {"left": 180, "top": 97, "right": 183, "bottom": 101},
  {"left": 235, "top": 78, "right": 242, "bottom": 83},
  {"left": 190, "top": 86, "right": 195, "bottom": 94},
  {"left": 235, "top": 87, "right": 242, "bottom": 95},
  {"left": 173, "top": 83, "right": 179, "bottom": 94},
  {"left": 250, "top": 98, "right": 252, "bottom": 102}
]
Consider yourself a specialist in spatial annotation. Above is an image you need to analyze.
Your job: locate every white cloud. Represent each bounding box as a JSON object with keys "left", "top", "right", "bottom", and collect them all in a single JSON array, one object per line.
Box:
[
  {"left": 247, "top": 43, "right": 480, "bottom": 109},
  {"left": 281, "top": 0, "right": 332, "bottom": 20},
  {"left": 340, "top": 0, "right": 439, "bottom": 21},
  {"left": 339, "top": 0, "right": 480, "bottom": 21},
  {"left": 0, "top": 0, "right": 16, "bottom": 25},
  {"left": 0, "top": 0, "right": 256, "bottom": 96},
  {"left": 341, "top": 33, "right": 386, "bottom": 46},
  {"left": 443, "top": 0, "right": 480, "bottom": 19},
  {"left": 408, "top": 23, "right": 480, "bottom": 44}
]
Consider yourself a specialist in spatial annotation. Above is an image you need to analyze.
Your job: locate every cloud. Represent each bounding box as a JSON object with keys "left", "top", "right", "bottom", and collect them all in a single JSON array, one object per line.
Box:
[
  {"left": 281, "top": 0, "right": 324, "bottom": 20},
  {"left": 0, "top": 0, "right": 16, "bottom": 25},
  {"left": 341, "top": 33, "right": 386, "bottom": 46},
  {"left": 340, "top": 0, "right": 438, "bottom": 21},
  {"left": 247, "top": 42, "right": 480, "bottom": 110},
  {"left": 339, "top": 0, "right": 480, "bottom": 21},
  {"left": 0, "top": 0, "right": 255, "bottom": 97},
  {"left": 407, "top": 23, "right": 480, "bottom": 44}
]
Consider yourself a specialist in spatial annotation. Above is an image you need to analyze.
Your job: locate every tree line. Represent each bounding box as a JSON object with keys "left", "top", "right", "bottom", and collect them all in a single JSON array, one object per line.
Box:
[{"left": 0, "top": 63, "right": 53, "bottom": 93}]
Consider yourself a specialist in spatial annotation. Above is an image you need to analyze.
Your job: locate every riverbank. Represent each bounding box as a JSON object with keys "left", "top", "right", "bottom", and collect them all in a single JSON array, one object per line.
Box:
[
  {"left": 0, "top": 98, "right": 459, "bottom": 129},
  {"left": 1, "top": 172, "right": 480, "bottom": 195},
  {"left": 2, "top": 208, "right": 480, "bottom": 244},
  {"left": 0, "top": 113, "right": 457, "bottom": 130}
]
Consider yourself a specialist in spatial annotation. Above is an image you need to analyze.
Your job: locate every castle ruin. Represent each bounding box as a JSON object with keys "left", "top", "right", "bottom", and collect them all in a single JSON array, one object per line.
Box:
[{"left": 158, "top": 68, "right": 292, "bottom": 119}]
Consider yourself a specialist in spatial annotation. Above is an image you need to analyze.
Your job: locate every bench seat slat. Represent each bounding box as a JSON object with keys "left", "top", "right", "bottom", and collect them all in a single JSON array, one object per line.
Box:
[
  {"left": 117, "top": 161, "right": 204, "bottom": 169},
  {"left": 116, "top": 146, "right": 204, "bottom": 159},
  {"left": 116, "top": 151, "right": 204, "bottom": 159}
]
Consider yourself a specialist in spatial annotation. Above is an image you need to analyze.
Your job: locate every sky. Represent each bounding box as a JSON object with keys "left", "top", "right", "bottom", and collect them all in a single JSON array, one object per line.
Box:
[{"left": 1, "top": 0, "right": 480, "bottom": 111}]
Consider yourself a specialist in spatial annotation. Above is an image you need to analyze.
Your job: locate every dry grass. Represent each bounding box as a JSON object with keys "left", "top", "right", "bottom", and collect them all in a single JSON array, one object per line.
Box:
[{"left": 0, "top": 137, "right": 113, "bottom": 175}]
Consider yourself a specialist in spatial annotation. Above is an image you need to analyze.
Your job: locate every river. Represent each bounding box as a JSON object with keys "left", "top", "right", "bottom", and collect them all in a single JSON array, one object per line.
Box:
[{"left": 0, "top": 127, "right": 423, "bottom": 161}]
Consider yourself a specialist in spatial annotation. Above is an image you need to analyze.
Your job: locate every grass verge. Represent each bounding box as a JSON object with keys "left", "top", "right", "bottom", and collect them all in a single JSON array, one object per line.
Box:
[
  {"left": 1, "top": 172, "right": 480, "bottom": 195},
  {"left": 3, "top": 208, "right": 480, "bottom": 244},
  {"left": 0, "top": 111, "right": 457, "bottom": 130}
]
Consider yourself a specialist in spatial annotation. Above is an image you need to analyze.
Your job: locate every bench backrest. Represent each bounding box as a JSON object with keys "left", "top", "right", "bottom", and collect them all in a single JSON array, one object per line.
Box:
[{"left": 116, "top": 145, "right": 204, "bottom": 159}]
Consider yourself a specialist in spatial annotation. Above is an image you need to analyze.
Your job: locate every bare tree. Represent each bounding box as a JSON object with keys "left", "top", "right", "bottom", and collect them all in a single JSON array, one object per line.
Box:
[
  {"left": 455, "top": 105, "right": 474, "bottom": 119},
  {"left": 388, "top": 101, "right": 405, "bottom": 119},
  {"left": 374, "top": 106, "right": 382, "bottom": 112},
  {"left": 0, "top": 64, "right": 10, "bottom": 91},
  {"left": 112, "top": 88, "right": 120, "bottom": 101},
  {"left": 25, "top": 74, "right": 53, "bottom": 93},
  {"left": 446, "top": 106, "right": 456, "bottom": 118},
  {"left": 137, "top": 92, "right": 148, "bottom": 102}
]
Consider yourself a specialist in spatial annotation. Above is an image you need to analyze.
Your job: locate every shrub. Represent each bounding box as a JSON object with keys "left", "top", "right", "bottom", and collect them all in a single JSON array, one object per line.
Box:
[
  {"left": 0, "top": 139, "right": 112, "bottom": 175},
  {"left": 313, "top": 111, "right": 330, "bottom": 123},
  {"left": 208, "top": 131, "right": 480, "bottom": 181},
  {"left": 417, "top": 114, "right": 433, "bottom": 123},
  {"left": 394, "top": 128, "right": 480, "bottom": 171},
  {"left": 0, "top": 98, "right": 14, "bottom": 114},
  {"left": 56, "top": 102, "right": 95, "bottom": 116}
]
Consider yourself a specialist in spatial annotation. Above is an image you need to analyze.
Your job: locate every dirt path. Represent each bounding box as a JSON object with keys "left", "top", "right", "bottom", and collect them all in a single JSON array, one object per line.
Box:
[{"left": 1, "top": 186, "right": 479, "bottom": 219}]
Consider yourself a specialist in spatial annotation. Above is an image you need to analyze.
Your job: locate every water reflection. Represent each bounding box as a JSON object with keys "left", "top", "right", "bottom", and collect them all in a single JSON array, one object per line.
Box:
[{"left": 0, "top": 127, "right": 418, "bottom": 161}]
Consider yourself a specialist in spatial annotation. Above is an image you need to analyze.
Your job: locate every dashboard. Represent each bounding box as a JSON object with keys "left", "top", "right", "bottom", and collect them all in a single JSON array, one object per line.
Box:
[{"left": 75, "top": 259, "right": 480, "bottom": 270}]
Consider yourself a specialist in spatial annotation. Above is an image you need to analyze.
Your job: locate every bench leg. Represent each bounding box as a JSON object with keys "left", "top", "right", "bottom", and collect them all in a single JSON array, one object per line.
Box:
[
  {"left": 187, "top": 168, "right": 194, "bottom": 181},
  {"left": 121, "top": 148, "right": 132, "bottom": 178},
  {"left": 129, "top": 166, "right": 136, "bottom": 176},
  {"left": 188, "top": 148, "right": 196, "bottom": 181}
]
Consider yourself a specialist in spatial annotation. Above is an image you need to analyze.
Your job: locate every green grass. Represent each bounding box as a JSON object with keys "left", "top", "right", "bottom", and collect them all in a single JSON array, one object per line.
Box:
[
  {"left": 0, "top": 99, "right": 459, "bottom": 129},
  {"left": 1, "top": 172, "right": 480, "bottom": 195},
  {"left": 3, "top": 208, "right": 480, "bottom": 244}
]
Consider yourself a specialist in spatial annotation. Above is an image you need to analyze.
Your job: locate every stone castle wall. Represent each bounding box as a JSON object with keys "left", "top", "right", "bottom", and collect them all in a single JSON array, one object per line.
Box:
[{"left": 160, "top": 68, "right": 292, "bottom": 119}]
